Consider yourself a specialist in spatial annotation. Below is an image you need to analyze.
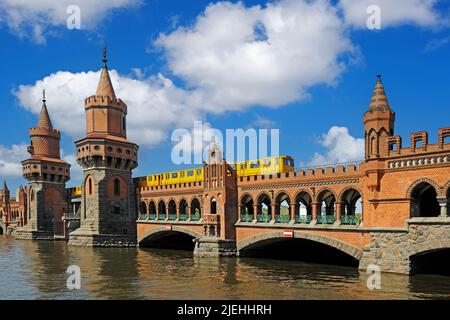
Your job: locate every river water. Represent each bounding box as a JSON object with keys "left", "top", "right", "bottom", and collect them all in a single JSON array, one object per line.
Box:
[{"left": 0, "top": 236, "right": 449, "bottom": 300}]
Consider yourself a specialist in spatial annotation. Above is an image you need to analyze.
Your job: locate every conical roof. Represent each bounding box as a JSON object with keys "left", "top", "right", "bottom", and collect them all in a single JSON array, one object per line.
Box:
[
  {"left": 95, "top": 47, "right": 116, "bottom": 99},
  {"left": 37, "top": 91, "right": 53, "bottom": 129},
  {"left": 369, "top": 75, "right": 391, "bottom": 111}
]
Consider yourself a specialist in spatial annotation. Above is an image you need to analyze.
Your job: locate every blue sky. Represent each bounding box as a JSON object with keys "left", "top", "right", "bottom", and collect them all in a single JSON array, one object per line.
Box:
[{"left": 0, "top": 0, "right": 450, "bottom": 192}]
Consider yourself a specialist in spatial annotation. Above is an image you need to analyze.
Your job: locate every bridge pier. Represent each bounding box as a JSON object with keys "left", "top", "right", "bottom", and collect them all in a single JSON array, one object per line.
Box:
[{"left": 193, "top": 237, "right": 237, "bottom": 257}]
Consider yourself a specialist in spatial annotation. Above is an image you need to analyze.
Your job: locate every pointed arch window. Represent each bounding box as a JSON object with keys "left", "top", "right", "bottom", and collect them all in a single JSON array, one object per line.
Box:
[{"left": 114, "top": 178, "right": 120, "bottom": 196}]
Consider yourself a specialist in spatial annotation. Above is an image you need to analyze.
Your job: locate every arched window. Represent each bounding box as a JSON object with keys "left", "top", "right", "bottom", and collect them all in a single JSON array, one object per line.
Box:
[
  {"left": 211, "top": 197, "right": 217, "bottom": 214},
  {"left": 88, "top": 178, "right": 93, "bottom": 195},
  {"left": 114, "top": 178, "right": 120, "bottom": 196},
  {"left": 411, "top": 182, "right": 440, "bottom": 217}
]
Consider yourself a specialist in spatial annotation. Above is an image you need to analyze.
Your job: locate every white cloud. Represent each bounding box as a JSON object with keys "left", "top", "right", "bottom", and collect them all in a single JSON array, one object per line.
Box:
[
  {"left": 309, "top": 126, "right": 364, "bottom": 165},
  {"left": 155, "top": 0, "right": 355, "bottom": 111},
  {"left": 62, "top": 153, "right": 83, "bottom": 185},
  {"left": 339, "top": 0, "right": 444, "bottom": 29},
  {"left": 14, "top": 70, "right": 203, "bottom": 148},
  {"left": 0, "top": 0, "right": 140, "bottom": 43},
  {"left": 0, "top": 144, "right": 28, "bottom": 178}
]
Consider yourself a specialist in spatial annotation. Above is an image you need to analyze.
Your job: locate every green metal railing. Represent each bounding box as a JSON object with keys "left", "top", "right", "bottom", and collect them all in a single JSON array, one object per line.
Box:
[
  {"left": 316, "top": 215, "right": 335, "bottom": 225},
  {"left": 240, "top": 214, "right": 253, "bottom": 222},
  {"left": 275, "top": 215, "right": 291, "bottom": 223},
  {"left": 191, "top": 214, "right": 201, "bottom": 221},
  {"left": 157, "top": 214, "right": 167, "bottom": 221},
  {"left": 256, "top": 214, "right": 271, "bottom": 223},
  {"left": 340, "top": 215, "right": 362, "bottom": 225},
  {"left": 179, "top": 214, "right": 189, "bottom": 221},
  {"left": 149, "top": 214, "right": 157, "bottom": 221},
  {"left": 168, "top": 214, "right": 177, "bottom": 221},
  {"left": 295, "top": 215, "right": 312, "bottom": 224},
  {"left": 139, "top": 214, "right": 147, "bottom": 220}
]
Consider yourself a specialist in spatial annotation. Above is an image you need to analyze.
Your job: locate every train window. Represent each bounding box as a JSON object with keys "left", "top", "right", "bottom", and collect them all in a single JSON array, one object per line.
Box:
[
  {"left": 172, "top": 173, "right": 178, "bottom": 178},
  {"left": 250, "top": 161, "right": 260, "bottom": 168},
  {"left": 187, "top": 170, "right": 194, "bottom": 177},
  {"left": 196, "top": 169, "right": 202, "bottom": 175},
  {"left": 263, "top": 160, "right": 271, "bottom": 167},
  {"left": 240, "top": 163, "right": 246, "bottom": 170}
]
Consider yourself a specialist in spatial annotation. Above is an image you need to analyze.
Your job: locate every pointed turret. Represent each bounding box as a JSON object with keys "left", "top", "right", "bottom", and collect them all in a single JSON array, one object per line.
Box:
[
  {"left": 2, "top": 180, "right": 8, "bottom": 192},
  {"left": 95, "top": 47, "right": 116, "bottom": 99},
  {"left": 369, "top": 75, "right": 391, "bottom": 111},
  {"left": 364, "top": 75, "right": 395, "bottom": 160},
  {"left": 37, "top": 90, "right": 53, "bottom": 129}
]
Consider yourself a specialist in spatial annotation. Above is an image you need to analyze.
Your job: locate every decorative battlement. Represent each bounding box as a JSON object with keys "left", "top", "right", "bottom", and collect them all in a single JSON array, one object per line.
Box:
[
  {"left": 387, "top": 127, "right": 450, "bottom": 157},
  {"left": 84, "top": 95, "right": 127, "bottom": 112},
  {"left": 29, "top": 127, "right": 60, "bottom": 139}
]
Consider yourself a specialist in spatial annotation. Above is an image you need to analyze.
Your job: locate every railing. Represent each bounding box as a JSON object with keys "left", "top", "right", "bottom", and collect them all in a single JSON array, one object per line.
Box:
[
  {"left": 275, "top": 215, "right": 291, "bottom": 224},
  {"left": 240, "top": 214, "right": 253, "bottom": 222},
  {"left": 340, "top": 215, "right": 362, "bottom": 225},
  {"left": 139, "top": 214, "right": 147, "bottom": 220},
  {"left": 168, "top": 214, "right": 177, "bottom": 221},
  {"left": 257, "top": 214, "right": 271, "bottom": 223},
  {"left": 295, "top": 215, "right": 312, "bottom": 224},
  {"left": 149, "top": 214, "right": 157, "bottom": 221},
  {"left": 296, "top": 160, "right": 364, "bottom": 173},
  {"left": 179, "top": 214, "right": 188, "bottom": 221},
  {"left": 157, "top": 214, "right": 167, "bottom": 221},
  {"left": 191, "top": 214, "right": 201, "bottom": 222},
  {"left": 316, "top": 215, "right": 335, "bottom": 225}
]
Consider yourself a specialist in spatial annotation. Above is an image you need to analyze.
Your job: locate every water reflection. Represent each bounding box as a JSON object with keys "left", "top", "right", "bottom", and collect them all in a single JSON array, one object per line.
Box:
[{"left": 0, "top": 236, "right": 449, "bottom": 300}]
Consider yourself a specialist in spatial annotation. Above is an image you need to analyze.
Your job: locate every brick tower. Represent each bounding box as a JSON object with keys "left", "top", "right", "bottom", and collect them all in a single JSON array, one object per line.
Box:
[
  {"left": 364, "top": 75, "right": 395, "bottom": 160},
  {"left": 193, "top": 145, "right": 238, "bottom": 256},
  {"left": 69, "top": 48, "right": 139, "bottom": 247},
  {"left": 363, "top": 75, "right": 396, "bottom": 194},
  {"left": 1, "top": 181, "right": 11, "bottom": 224},
  {"left": 16, "top": 91, "right": 71, "bottom": 240}
]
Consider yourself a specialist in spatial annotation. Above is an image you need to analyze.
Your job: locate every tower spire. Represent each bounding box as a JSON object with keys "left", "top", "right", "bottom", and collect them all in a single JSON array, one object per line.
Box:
[
  {"left": 369, "top": 74, "right": 391, "bottom": 111},
  {"left": 96, "top": 46, "right": 116, "bottom": 99},
  {"left": 37, "top": 89, "right": 53, "bottom": 129}
]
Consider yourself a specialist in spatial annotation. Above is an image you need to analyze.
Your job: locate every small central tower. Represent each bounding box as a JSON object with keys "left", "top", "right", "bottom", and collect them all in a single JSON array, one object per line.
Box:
[
  {"left": 69, "top": 48, "right": 139, "bottom": 247},
  {"left": 16, "top": 91, "right": 71, "bottom": 240}
]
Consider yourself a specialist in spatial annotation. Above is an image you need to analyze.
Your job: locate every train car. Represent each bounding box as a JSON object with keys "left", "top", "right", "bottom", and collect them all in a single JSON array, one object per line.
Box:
[
  {"left": 135, "top": 156, "right": 294, "bottom": 188},
  {"left": 230, "top": 156, "right": 295, "bottom": 177},
  {"left": 68, "top": 186, "right": 82, "bottom": 197}
]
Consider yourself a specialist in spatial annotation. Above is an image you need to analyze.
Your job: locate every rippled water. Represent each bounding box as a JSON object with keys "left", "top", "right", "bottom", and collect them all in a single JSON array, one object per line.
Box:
[{"left": 0, "top": 236, "right": 449, "bottom": 300}]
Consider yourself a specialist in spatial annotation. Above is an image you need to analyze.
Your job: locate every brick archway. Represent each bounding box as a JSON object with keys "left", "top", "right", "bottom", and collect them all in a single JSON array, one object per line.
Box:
[
  {"left": 406, "top": 178, "right": 442, "bottom": 197},
  {"left": 137, "top": 225, "right": 203, "bottom": 245},
  {"left": 237, "top": 231, "right": 363, "bottom": 260}
]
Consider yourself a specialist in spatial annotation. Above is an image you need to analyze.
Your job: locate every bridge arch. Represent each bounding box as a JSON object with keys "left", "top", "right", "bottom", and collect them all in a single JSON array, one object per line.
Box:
[
  {"left": 237, "top": 231, "right": 363, "bottom": 261},
  {"left": 409, "top": 238, "right": 450, "bottom": 275},
  {"left": 138, "top": 225, "right": 203, "bottom": 248}
]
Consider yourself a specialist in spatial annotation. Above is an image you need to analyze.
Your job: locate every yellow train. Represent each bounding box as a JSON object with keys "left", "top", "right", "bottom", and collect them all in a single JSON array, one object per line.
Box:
[
  {"left": 134, "top": 156, "right": 295, "bottom": 188},
  {"left": 67, "top": 186, "right": 82, "bottom": 196}
]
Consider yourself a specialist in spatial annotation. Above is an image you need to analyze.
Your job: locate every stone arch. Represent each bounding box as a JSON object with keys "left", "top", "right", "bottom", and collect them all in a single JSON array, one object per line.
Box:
[
  {"left": 409, "top": 238, "right": 450, "bottom": 259},
  {"left": 157, "top": 200, "right": 166, "bottom": 219},
  {"left": 274, "top": 191, "right": 291, "bottom": 222},
  {"left": 315, "top": 188, "right": 337, "bottom": 203},
  {"left": 257, "top": 192, "right": 272, "bottom": 217},
  {"left": 294, "top": 190, "right": 313, "bottom": 219},
  {"left": 406, "top": 178, "right": 442, "bottom": 198},
  {"left": 237, "top": 231, "right": 363, "bottom": 260},
  {"left": 178, "top": 198, "right": 188, "bottom": 217},
  {"left": 139, "top": 201, "right": 147, "bottom": 220},
  {"left": 138, "top": 225, "right": 203, "bottom": 245},
  {"left": 190, "top": 197, "right": 201, "bottom": 218}
]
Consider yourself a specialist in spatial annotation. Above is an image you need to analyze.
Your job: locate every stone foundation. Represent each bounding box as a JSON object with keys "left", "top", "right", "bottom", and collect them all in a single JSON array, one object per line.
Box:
[
  {"left": 359, "top": 218, "right": 450, "bottom": 274},
  {"left": 193, "top": 237, "right": 237, "bottom": 257},
  {"left": 14, "top": 227, "right": 54, "bottom": 241},
  {"left": 68, "top": 228, "right": 136, "bottom": 247}
]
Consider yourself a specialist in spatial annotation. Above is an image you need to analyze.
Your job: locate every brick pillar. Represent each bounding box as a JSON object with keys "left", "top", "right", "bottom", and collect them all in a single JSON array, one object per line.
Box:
[
  {"left": 335, "top": 202, "right": 342, "bottom": 225},
  {"left": 289, "top": 204, "right": 295, "bottom": 221},
  {"left": 271, "top": 204, "right": 276, "bottom": 221},
  {"left": 312, "top": 202, "right": 318, "bottom": 222},
  {"left": 187, "top": 206, "right": 191, "bottom": 220},
  {"left": 253, "top": 204, "right": 258, "bottom": 222},
  {"left": 238, "top": 205, "right": 242, "bottom": 220}
]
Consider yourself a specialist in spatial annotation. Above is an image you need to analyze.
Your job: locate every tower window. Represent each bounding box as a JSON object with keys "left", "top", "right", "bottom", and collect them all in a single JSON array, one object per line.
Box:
[
  {"left": 123, "top": 117, "right": 126, "bottom": 131},
  {"left": 114, "top": 178, "right": 120, "bottom": 196},
  {"left": 88, "top": 178, "right": 92, "bottom": 195}
]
